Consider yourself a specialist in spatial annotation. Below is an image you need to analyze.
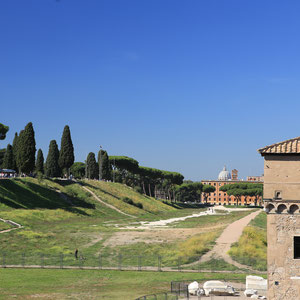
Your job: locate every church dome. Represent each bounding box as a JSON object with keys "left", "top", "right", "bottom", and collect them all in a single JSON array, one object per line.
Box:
[{"left": 218, "top": 166, "right": 231, "bottom": 181}]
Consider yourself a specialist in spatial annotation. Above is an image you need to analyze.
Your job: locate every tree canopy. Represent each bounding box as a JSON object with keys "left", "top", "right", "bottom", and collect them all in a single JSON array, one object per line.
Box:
[
  {"left": 16, "top": 122, "right": 36, "bottom": 174},
  {"left": 36, "top": 149, "right": 44, "bottom": 174},
  {"left": 0, "top": 123, "right": 9, "bottom": 140},
  {"left": 109, "top": 156, "right": 139, "bottom": 173},
  {"left": 86, "top": 152, "right": 98, "bottom": 179},
  {"left": 2, "top": 144, "right": 14, "bottom": 170},
  {"left": 58, "top": 125, "right": 75, "bottom": 174},
  {"left": 45, "top": 140, "right": 60, "bottom": 178},
  {"left": 98, "top": 150, "right": 111, "bottom": 180},
  {"left": 70, "top": 162, "right": 86, "bottom": 178}
]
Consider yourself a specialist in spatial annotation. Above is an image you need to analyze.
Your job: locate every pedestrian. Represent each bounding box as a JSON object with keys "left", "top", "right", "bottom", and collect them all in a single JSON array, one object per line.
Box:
[{"left": 75, "top": 249, "right": 78, "bottom": 260}]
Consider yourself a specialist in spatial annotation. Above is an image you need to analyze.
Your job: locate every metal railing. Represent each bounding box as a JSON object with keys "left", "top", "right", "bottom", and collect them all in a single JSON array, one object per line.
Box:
[{"left": 0, "top": 252, "right": 268, "bottom": 275}]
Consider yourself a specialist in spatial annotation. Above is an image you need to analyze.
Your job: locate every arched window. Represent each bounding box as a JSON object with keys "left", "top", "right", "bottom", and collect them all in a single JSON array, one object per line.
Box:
[
  {"left": 289, "top": 204, "right": 299, "bottom": 214},
  {"left": 277, "top": 204, "right": 288, "bottom": 214}
]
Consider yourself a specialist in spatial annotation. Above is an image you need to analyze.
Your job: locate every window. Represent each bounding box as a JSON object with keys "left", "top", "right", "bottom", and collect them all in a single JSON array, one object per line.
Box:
[
  {"left": 275, "top": 190, "right": 282, "bottom": 200},
  {"left": 294, "top": 237, "right": 300, "bottom": 259}
]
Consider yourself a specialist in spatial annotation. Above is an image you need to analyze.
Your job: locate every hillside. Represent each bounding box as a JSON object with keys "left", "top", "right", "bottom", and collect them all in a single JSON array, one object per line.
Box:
[{"left": 0, "top": 177, "right": 177, "bottom": 258}]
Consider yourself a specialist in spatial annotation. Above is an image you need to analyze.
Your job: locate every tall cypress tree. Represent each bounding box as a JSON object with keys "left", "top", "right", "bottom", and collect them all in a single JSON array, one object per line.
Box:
[
  {"left": 58, "top": 125, "right": 75, "bottom": 176},
  {"left": 98, "top": 150, "right": 111, "bottom": 180},
  {"left": 2, "top": 144, "right": 14, "bottom": 169},
  {"left": 36, "top": 149, "right": 44, "bottom": 174},
  {"left": 86, "top": 152, "right": 98, "bottom": 179},
  {"left": 45, "top": 140, "right": 60, "bottom": 178},
  {"left": 16, "top": 122, "right": 36, "bottom": 174},
  {"left": 12, "top": 132, "right": 18, "bottom": 171}
]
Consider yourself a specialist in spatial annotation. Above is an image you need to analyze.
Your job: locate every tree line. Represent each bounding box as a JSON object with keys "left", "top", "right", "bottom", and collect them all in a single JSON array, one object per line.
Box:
[{"left": 0, "top": 122, "right": 74, "bottom": 178}]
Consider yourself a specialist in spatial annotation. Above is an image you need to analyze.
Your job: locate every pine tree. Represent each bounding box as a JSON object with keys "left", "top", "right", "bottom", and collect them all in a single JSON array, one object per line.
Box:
[
  {"left": 45, "top": 140, "right": 60, "bottom": 178},
  {"left": 0, "top": 123, "right": 9, "bottom": 140},
  {"left": 2, "top": 144, "right": 14, "bottom": 169},
  {"left": 86, "top": 152, "right": 98, "bottom": 179},
  {"left": 58, "top": 125, "right": 75, "bottom": 176},
  {"left": 36, "top": 149, "right": 44, "bottom": 174},
  {"left": 98, "top": 150, "right": 111, "bottom": 180},
  {"left": 16, "top": 122, "right": 36, "bottom": 174},
  {"left": 12, "top": 132, "right": 18, "bottom": 171}
]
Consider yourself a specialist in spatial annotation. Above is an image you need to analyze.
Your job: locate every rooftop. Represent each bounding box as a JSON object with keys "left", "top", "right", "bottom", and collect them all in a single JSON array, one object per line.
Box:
[{"left": 258, "top": 136, "right": 300, "bottom": 155}]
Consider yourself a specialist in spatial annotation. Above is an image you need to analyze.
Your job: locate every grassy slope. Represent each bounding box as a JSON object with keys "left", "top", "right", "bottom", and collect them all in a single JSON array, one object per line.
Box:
[
  {"left": 228, "top": 211, "right": 267, "bottom": 270},
  {"left": 0, "top": 268, "right": 251, "bottom": 300},
  {"left": 0, "top": 178, "right": 175, "bottom": 258}
]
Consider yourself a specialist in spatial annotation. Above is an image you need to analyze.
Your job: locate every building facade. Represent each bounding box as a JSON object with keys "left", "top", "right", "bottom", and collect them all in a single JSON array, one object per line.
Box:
[
  {"left": 201, "top": 166, "right": 262, "bottom": 206},
  {"left": 259, "top": 137, "right": 300, "bottom": 300}
]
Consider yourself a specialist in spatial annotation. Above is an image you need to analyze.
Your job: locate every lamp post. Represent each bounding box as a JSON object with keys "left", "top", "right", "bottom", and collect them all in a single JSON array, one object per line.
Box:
[{"left": 99, "top": 146, "right": 102, "bottom": 181}]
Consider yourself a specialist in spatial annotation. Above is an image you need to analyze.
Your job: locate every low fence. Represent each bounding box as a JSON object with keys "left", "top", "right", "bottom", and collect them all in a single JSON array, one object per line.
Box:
[
  {"left": 0, "top": 252, "right": 267, "bottom": 274},
  {"left": 135, "top": 292, "right": 182, "bottom": 300}
]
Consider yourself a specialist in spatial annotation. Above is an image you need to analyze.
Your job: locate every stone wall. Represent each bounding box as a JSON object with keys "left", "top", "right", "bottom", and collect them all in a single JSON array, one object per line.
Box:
[
  {"left": 264, "top": 155, "right": 300, "bottom": 200},
  {"left": 267, "top": 214, "right": 300, "bottom": 300}
]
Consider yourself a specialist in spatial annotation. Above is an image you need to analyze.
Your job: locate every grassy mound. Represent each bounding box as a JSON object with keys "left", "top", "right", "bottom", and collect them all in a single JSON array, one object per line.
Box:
[{"left": 228, "top": 212, "right": 267, "bottom": 271}]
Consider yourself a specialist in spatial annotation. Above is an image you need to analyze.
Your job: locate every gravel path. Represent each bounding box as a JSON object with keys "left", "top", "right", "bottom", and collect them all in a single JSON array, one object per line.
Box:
[
  {"left": 197, "top": 209, "right": 262, "bottom": 271},
  {"left": 80, "top": 185, "right": 135, "bottom": 218}
]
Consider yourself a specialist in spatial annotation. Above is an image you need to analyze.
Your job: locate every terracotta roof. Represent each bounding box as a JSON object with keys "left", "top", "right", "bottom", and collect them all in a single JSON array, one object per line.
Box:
[{"left": 258, "top": 136, "right": 300, "bottom": 155}]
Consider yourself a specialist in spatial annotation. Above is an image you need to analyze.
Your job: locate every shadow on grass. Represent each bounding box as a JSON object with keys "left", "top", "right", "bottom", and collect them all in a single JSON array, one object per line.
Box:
[{"left": 0, "top": 179, "right": 93, "bottom": 216}]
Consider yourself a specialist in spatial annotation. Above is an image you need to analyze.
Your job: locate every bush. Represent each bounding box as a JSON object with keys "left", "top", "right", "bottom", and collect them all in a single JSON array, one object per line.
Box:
[{"left": 122, "top": 197, "right": 143, "bottom": 209}]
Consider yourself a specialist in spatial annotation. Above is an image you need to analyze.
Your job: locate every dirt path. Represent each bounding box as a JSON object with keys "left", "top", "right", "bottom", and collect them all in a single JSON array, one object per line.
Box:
[
  {"left": 0, "top": 218, "right": 23, "bottom": 234},
  {"left": 196, "top": 209, "right": 262, "bottom": 271},
  {"left": 80, "top": 185, "right": 135, "bottom": 218}
]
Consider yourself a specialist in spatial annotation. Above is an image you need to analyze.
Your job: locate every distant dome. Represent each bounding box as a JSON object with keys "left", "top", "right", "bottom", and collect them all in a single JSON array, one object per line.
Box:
[{"left": 218, "top": 166, "right": 231, "bottom": 181}]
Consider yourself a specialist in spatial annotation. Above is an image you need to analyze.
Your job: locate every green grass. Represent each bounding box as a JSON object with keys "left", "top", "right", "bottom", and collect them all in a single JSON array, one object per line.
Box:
[
  {"left": 0, "top": 268, "right": 253, "bottom": 300},
  {"left": 0, "top": 221, "right": 13, "bottom": 231},
  {"left": 171, "top": 210, "right": 254, "bottom": 228},
  {"left": 187, "top": 259, "right": 245, "bottom": 272},
  {"left": 228, "top": 212, "right": 267, "bottom": 271}
]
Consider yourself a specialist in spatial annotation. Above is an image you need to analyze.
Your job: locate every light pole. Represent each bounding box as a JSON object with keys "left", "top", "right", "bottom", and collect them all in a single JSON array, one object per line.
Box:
[{"left": 99, "top": 146, "right": 102, "bottom": 181}]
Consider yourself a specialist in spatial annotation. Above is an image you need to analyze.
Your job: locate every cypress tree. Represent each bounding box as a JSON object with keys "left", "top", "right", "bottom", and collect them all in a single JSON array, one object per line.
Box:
[
  {"left": 0, "top": 148, "right": 5, "bottom": 167},
  {"left": 86, "top": 152, "right": 98, "bottom": 179},
  {"left": 12, "top": 132, "right": 18, "bottom": 171},
  {"left": 98, "top": 150, "right": 111, "bottom": 180},
  {"left": 36, "top": 149, "right": 44, "bottom": 174},
  {"left": 45, "top": 140, "right": 60, "bottom": 178},
  {"left": 58, "top": 125, "right": 75, "bottom": 176},
  {"left": 2, "top": 144, "right": 14, "bottom": 170},
  {"left": 16, "top": 122, "right": 36, "bottom": 174}
]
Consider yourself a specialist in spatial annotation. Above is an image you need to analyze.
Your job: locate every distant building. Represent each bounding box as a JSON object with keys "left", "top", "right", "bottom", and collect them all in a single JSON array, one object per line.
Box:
[
  {"left": 201, "top": 166, "right": 263, "bottom": 206},
  {"left": 231, "top": 169, "right": 238, "bottom": 180},
  {"left": 259, "top": 136, "right": 300, "bottom": 299},
  {"left": 247, "top": 175, "right": 264, "bottom": 182}
]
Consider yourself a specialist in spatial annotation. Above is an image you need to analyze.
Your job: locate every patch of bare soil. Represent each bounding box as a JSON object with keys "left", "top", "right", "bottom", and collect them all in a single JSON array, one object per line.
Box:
[{"left": 103, "top": 225, "right": 224, "bottom": 247}]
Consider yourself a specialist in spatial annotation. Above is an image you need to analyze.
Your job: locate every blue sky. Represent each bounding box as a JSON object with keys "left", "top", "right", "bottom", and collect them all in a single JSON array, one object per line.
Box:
[{"left": 2, "top": 0, "right": 300, "bottom": 180}]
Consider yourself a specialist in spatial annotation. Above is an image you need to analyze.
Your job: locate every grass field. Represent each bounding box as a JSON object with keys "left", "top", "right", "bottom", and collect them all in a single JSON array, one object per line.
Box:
[
  {"left": 228, "top": 212, "right": 267, "bottom": 270},
  {"left": 0, "top": 268, "right": 254, "bottom": 300},
  {"left": 0, "top": 176, "right": 265, "bottom": 299}
]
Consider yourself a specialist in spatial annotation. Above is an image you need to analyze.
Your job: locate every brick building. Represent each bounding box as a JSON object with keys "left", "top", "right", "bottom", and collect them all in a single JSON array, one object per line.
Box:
[{"left": 201, "top": 166, "right": 263, "bottom": 205}]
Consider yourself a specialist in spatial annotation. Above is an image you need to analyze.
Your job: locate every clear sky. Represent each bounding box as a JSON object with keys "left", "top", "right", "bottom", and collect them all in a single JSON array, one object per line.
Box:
[{"left": 2, "top": 0, "right": 300, "bottom": 181}]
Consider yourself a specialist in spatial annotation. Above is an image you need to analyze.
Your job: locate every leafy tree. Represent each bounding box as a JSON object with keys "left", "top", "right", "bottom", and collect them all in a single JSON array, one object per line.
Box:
[
  {"left": 45, "top": 140, "right": 61, "bottom": 178},
  {"left": 2, "top": 144, "right": 14, "bottom": 169},
  {"left": 109, "top": 156, "right": 139, "bottom": 173},
  {"left": 58, "top": 125, "right": 75, "bottom": 176},
  {"left": 36, "top": 149, "right": 44, "bottom": 174},
  {"left": 70, "top": 162, "right": 86, "bottom": 178},
  {"left": 98, "top": 150, "right": 111, "bottom": 180},
  {"left": 220, "top": 183, "right": 263, "bottom": 206},
  {"left": 16, "top": 122, "right": 36, "bottom": 174},
  {"left": 175, "top": 182, "right": 203, "bottom": 203},
  {"left": 0, "top": 123, "right": 9, "bottom": 140},
  {"left": 86, "top": 152, "right": 98, "bottom": 179},
  {"left": 202, "top": 184, "right": 216, "bottom": 204}
]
